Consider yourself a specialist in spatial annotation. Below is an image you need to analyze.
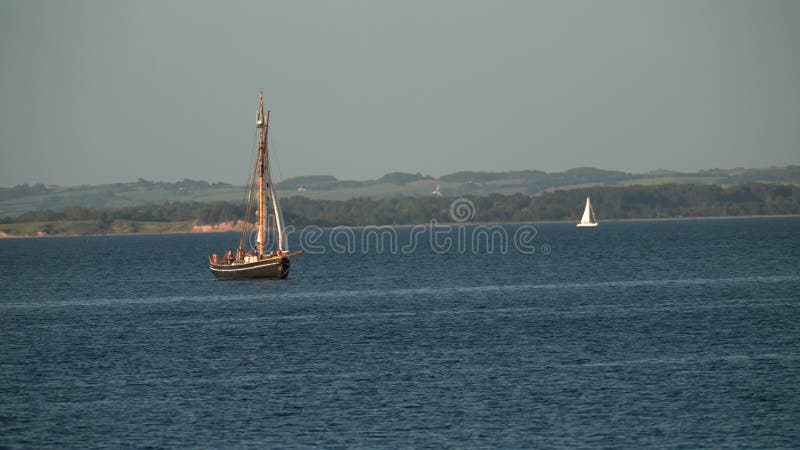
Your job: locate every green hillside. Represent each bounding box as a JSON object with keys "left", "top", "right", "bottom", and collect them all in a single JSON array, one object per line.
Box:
[
  {"left": 2, "top": 182, "right": 799, "bottom": 237},
  {"left": 2, "top": 166, "right": 799, "bottom": 218}
]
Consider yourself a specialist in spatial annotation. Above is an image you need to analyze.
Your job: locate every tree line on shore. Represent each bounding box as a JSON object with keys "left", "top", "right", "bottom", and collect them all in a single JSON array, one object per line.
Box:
[{"left": 2, "top": 183, "right": 798, "bottom": 233}]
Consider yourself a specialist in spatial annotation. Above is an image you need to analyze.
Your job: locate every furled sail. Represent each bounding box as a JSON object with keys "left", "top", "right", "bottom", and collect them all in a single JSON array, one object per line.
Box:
[{"left": 269, "top": 182, "right": 288, "bottom": 252}]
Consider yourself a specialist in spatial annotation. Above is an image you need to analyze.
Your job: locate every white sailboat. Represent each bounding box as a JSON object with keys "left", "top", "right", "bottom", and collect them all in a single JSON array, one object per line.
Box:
[{"left": 576, "top": 196, "right": 599, "bottom": 227}]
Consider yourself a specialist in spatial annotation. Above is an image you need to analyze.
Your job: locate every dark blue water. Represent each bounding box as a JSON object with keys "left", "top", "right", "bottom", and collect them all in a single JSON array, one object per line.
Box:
[{"left": 1, "top": 218, "right": 799, "bottom": 448}]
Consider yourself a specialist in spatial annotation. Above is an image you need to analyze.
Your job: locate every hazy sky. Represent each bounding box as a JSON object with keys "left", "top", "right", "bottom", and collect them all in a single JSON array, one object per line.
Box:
[{"left": 1, "top": 0, "right": 798, "bottom": 186}]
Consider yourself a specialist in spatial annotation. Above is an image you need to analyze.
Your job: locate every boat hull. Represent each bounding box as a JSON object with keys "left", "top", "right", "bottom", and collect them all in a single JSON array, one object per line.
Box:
[
  {"left": 576, "top": 223, "right": 599, "bottom": 227},
  {"left": 210, "top": 256, "right": 290, "bottom": 280}
]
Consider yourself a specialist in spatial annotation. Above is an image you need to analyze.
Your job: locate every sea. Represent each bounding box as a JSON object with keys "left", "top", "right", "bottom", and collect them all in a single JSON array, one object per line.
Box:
[{"left": 1, "top": 217, "right": 799, "bottom": 448}]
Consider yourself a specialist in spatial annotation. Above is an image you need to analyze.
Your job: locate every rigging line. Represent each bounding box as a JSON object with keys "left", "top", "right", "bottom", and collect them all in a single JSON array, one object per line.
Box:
[
  {"left": 240, "top": 94, "right": 260, "bottom": 211},
  {"left": 266, "top": 122, "right": 284, "bottom": 187},
  {"left": 240, "top": 129, "right": 256, "bottom": 215},
  {"left": 243, "top": 127, "right": 259, "bottom": 202},
  {"left": 246, "top": 128, "right": 260, "bottom": 215},
  {"left": 239, "top": 127, "right": 260, "bottom": 250},
  {"left": 243, "top": 91, "right": 262, "bottom": 207},
  {"left": 264, "top": 107, "right": 279, "bottom": 249}
]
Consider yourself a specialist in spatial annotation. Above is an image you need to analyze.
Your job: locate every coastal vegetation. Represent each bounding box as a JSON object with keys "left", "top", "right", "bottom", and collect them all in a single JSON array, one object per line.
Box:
[
  {"left": 1, "top": 182, "right": 798, "bottom": 237},
  {"left": 2, "top": 166, "right": 799, "bottom": 219}
]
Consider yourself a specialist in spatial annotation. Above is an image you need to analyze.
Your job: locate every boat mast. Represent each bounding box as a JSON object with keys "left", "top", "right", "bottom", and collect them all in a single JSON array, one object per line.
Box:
[{"left": 255, "top": 90, "right": 269, "bottom": 256}]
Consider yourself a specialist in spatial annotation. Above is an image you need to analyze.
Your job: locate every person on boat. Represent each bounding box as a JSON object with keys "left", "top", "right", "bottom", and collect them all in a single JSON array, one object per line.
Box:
[
  {"left": 225, "top": 249, "right": 234, "bottom": 263},
  {"left": 237, "top": 247, "right": 245, "bottom": 262}
]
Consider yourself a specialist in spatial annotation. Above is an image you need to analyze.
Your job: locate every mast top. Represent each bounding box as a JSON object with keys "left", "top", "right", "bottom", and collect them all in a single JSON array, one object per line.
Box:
[{"left": 256, "top": 89, "right": 265, "bottom": 128}]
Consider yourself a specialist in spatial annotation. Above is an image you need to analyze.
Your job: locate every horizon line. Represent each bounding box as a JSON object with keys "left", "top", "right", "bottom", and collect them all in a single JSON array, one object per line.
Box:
[{"left": 3, "top": 164, "right": 798, "bottom": 189}]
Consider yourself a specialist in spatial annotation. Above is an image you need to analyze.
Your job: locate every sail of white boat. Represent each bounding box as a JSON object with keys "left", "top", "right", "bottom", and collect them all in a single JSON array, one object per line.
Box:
[
  {"left": 581, "top": 198, "right": 592, "bottom": 223},
  {"left": 577, "top": 196, "right": 598, "bottom": 227}
]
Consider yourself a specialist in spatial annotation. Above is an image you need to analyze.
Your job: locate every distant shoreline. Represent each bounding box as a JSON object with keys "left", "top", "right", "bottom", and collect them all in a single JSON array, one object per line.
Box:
[
  {"left": 2, "top": 214, "right": 798, "bottom": 239},
  {"left": 5, "top": 182, "right": 798, "bottom": 238}
]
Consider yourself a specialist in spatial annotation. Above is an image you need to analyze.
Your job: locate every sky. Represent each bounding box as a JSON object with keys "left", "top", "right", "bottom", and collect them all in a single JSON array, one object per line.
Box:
[{"left": 1, "top": 0, "right": 798, "bottom": 186}]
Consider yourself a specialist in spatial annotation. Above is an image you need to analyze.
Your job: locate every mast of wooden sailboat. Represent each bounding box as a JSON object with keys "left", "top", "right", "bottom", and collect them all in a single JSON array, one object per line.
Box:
[{"left": 256, "top": 90, "right": 267, "bottom": 256}]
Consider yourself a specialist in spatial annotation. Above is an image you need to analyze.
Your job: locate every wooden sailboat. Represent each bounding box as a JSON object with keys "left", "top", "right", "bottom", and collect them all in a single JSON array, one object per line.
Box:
[
  {"left": 576, "top": 196, "right": 599, "bottom": 227},
  {"left": 209, "top": 89, "right": 300, "bottom": 279}
]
